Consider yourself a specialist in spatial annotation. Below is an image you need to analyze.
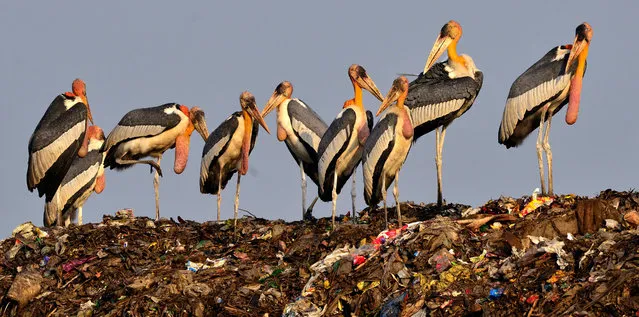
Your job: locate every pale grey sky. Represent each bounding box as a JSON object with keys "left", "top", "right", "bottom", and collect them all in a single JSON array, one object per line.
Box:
[{"left": 2, "top": 1, "right": 637, "bottom": 237}]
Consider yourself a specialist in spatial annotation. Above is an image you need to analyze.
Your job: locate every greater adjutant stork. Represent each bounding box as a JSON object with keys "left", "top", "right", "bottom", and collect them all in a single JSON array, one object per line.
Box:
[
  {"left": 44, "top": 125, "right": 106, "bottom": 227},
  {"left": 103, "top": 103, "right": 209, "bottom": 220},
  {"left": 363, "top": 76, "right": 413, "bottom": 228},
  {"left": 261, "top": 81, "right": 328, "bottom": 220},
  {"left": 498, "top": 23, "right": 592, "bottom": 196},
  {"left": 405, "top": 20, "right": 483, "bottom": 207},
  {"left": 317, "top": 64, "right": 384, "bottom": 228},
  {"left": 200, "top": 91, "right": 270, "bottom": 225},
  {"left": 27, "top": 78, "right": 94, "bottom": 203}
]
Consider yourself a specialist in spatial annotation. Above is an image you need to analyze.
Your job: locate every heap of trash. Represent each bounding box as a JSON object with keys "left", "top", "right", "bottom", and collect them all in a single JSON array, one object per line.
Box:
[{"left": 1, "top": 189, "right": 638, "bottom": 316}]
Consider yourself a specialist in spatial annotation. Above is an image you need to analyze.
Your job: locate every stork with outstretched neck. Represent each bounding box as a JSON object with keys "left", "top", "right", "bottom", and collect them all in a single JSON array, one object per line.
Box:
[
  {"left": 317, "top": 64, "right": 384, "bottom": 228},
  {"left": 404, "top": 20, "right": 483, "bottom": 207},
  {"left": 498, "top": 23, "right": 593, "bottom": 196}
]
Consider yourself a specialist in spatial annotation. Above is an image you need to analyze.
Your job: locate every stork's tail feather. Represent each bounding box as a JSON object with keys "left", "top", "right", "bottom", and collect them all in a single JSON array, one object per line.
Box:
[{"left": 43, "top": 201, "right": 59, "bottom": 227}]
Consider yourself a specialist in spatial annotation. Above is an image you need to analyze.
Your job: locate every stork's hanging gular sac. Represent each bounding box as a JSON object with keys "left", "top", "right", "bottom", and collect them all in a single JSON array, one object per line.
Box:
[
  {"left": 405, "top": 20, "right": 483, "bottom": 207},
  {"left": 200, "top": 91, "right": 270, "bottom": 226},
  {"left": 27, "top": 78, "right": 94, "bottom": 203},
  {"left": 103, "top": 104, "right": 209, "bottom": 220},
  {"left": 261, "top": 81, "right": 328, "bottom": 220},
  {"left": 363, "top": 76, "right": 413, "bottom": 228},
  {"left": 498, "top": 23, "right": 592, "bottom": 196},
  {"left": 317, "top": 64, "right": 384, "bottom": 228},
  {"left": 44, "top": 125, "right": 106, "bottom": 227}
]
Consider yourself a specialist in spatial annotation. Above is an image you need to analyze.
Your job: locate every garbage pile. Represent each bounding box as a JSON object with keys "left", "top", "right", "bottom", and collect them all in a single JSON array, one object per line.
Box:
[{"left": 1, "top": 189, "right": 638, "bottom": 316}]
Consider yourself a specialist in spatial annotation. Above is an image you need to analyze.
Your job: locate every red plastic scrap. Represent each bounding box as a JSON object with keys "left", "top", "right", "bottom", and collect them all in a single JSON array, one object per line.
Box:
[
  {"left": 526, "top": 294, "right": 539, "bottom": 304},
  {"left": 353, "top": 255, "right": 366, "bottom": 266},
  {"left": 62, "top": 257, "right": 96, "bottom": 272}
]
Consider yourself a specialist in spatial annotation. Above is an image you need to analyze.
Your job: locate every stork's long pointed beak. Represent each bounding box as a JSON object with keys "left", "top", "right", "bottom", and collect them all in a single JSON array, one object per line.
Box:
[
  {"left": 424, "top": 34, "right": 452, "bottom": 74},
  {"left": 190, "top": 107, "right": 209, "bottom": 141},
  {"left": 249, "top": 101, "right": 271, "bottom": 134},
  {"left": 83, "top": 96, "right": 93, "bottom": 125},
  {"left": 261, "top": 92, "right": 287, "bottom": 117},
  {"left": 376, "top": 86, "right": 402, "bottom": 116},
  {"left": 356, "top": 75, "right": 384, "bottom": 102},
  {"left": 565, "top": 36, "right": 588, "bottom": 73}
]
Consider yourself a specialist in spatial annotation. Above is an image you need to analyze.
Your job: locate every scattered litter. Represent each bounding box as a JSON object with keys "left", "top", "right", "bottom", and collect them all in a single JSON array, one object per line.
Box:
[{"left": 1, "top": 190, "right": 638, "bottom": 315}]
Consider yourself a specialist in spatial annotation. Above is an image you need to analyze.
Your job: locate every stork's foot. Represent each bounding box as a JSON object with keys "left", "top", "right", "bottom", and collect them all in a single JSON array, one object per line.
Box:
[{"left": 303, "top": 197, "right": 319, "bottom": 221}]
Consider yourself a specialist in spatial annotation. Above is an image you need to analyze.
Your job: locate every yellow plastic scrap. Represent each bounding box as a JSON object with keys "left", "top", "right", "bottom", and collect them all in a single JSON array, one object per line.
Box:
[
  {"left": 363, "top": 281, "right": 379, "bottom": 293},
  {"left": 323, "top": 279, "right": 330, "bottom": 289},
  {"left": 470, "top": 250, "right": 487, "bottom": 263},
  {"left": 359, "top": 238, "right": 367, "bottom": 247},
  {"left": 520, "top": 197, "right": 554, "bottom": 217},
  {"left": 437, "top": 265, "right": 471, "bottom": 291},
  {"left": 547, "top": 270, "right": 567, "bottom": 284}
]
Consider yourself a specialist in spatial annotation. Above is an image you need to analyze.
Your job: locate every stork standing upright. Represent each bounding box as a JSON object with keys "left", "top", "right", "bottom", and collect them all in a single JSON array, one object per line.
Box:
[
  {"left": 261, "top": 81, "right": 328, "bottom": 220},
  {"left": 363, "top": 76, "right": 413, "bottom": 228},
  {"left": 317, "top": 64, "right": 384, "bottom": 228},
  {"left": 44, "top": 125, "right": 107, "bottom": 227},
  {"left": 405, "top": 20, "right": 483, "bottom": 207},
  {"left": 27, "top": 79, "right": 94, "bottom": 204},
  {"left": 200, "top": 91, "right": 270, "bottom": 226},
  {"left": 103, "top": 104, "right": 209, "bottom": 220},
  {"left": 498, "top": 23, "right": 593, "bottom": 196}
]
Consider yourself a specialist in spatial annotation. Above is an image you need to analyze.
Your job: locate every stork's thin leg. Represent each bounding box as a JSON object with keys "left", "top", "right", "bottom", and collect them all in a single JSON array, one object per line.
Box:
[
  {"left": 536, "top": 108, "right": 547, "bottom": 195},
  {"left": 382, "top": 175, "right": 388, "bottom": 229},
  {"left": 393, "top": 171, "right": 402, "bottom": 227},
  {"left": 299, "top": 161, "right": 307, "bottom": 219},
  {"left": 116, "top": 157, "right": 163, "bottom": 177},
  {"left": 435, "top": 126, "right": 447, "bottom": 207},
  {"left": 78, "top": 206, "right": 83, "bottom": 225},
  {"left": 351, "top": 167, "right": 357, "bottom": 222},
  {"left": 153, "top": 155, "right": 162, "bottom": 221},
  {"left": 543, "top": 114, "right": 554, "bottom": 196},
  {"left": 331, "top": 170, "right": 338, "bottom": 230},
  {"left": 217, "top": 172, "right": 223, "bottom": 222},
  {"left": 233, "top": 174, "right": 242, "bottom": 230}
]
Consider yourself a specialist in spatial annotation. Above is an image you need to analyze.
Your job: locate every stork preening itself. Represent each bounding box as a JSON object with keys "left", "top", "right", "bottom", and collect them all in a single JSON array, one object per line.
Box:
[
  {"left": 363, "top": 76, "right": 413, "bottom": 228},
  {"left": 318, "top": 64, "right": 384, "bottom": 228},
  {"left": 103, "top": 104, "right": 209, "bottom": 220},
  {"left": 44, "top": 125, "right": 106, "bottom": 227},
  {"left": 261, "top": 81, "right": 328, "bottom": 220},
  {"left": 498, "top": 23, "right": 592, "bottom": 196},
  {"left": 200, "top": 91, "right": 270, "bottom": 226},
  {"left": 27, "top": 79, "right": 94, "bottom": 204},
  {"left": 405, "top": 20, "right": 483, "bottom": 207}
]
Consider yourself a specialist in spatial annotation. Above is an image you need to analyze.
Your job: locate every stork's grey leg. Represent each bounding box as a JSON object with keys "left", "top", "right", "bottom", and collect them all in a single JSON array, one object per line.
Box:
[
  {"left": 115, "top": 157, "right": 163, "bottom": 177},
  {"left": 233, "top": 174, "right": 242, "bottom": 230},
  {"left": 537, "top": 108, "right": 547, "bottom": 195},
  {"left": 217, "top": 172, "right": 223, "bottom": 222},
  {"left": 299, "top": 161, "right": 307, "bottom": 219},
  {"left": 77, "top": 206, "right": 83, "bottom": 225},
  {"left": 435, "top": 126, "right": 447, "bottom": 207},
  {"left": 153, "top": 155, "right": 162, "bottom": 221},
  {"left": 351, "top": 167, "right": 357, "bottom": 222},
  {"left": 382, "top": 175, "right": 388, "bottom": 229},
  {"left": 543, "top": 113, "right": 554, "bottom": 196},
  {"left": 393, "top": 171, "right": 402, "bottom": 227},
  {"left": 331, "top": 170, "right": 338, "bottom": 230}
]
